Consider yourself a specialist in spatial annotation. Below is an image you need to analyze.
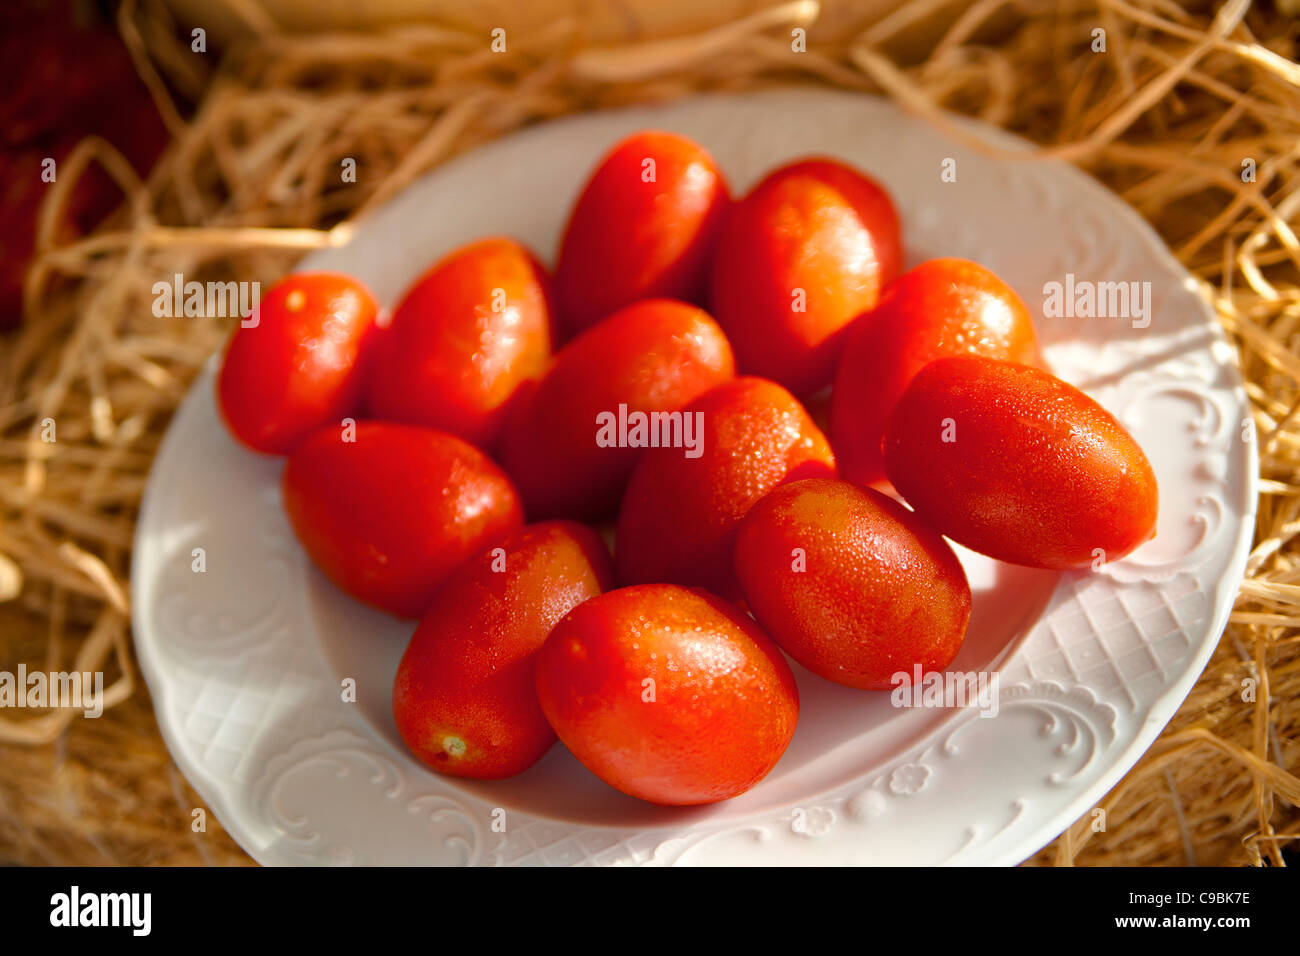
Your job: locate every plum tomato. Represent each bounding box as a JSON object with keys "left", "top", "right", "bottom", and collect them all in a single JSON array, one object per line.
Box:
[
  {"left": 365, "top": 237, "right": 553, "bottom": 450},
  {"left": 217, "top": 272, "right": 379, "bottom": 455},
  {"left": 554, "top": 130, "right": 730, "bottom": 336},
  {"left": 708, "top": 157, "right": 902, "bottom": 396},
  {"left": 830, "top": 257, "right": 1043, "bottom": 485},
  {"left": 883, "top": 356, "right": 1159, "bottom": 569},
  {"left": 615, "top": 376, "right": 836, "bottom": 599},
  {"left": 535, "top": 584, "right": 799, "bottom": 805},
  {"left": 282, "top": 421, "right": 523, "bottom": 618},
  {"left": 393, "top": 521, "right": 613, "bottom": 779},
  {"left": 498, "top": 298, "right": 735, "bottom": 520},
  {"left": 734, "top": 478, "right": 972, "bottom": 690}
]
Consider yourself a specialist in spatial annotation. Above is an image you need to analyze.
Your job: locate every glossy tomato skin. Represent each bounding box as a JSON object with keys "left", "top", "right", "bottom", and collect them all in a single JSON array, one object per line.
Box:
[
  {"left": 535, "top": 584, "right": 798, "bottom": 806},
  {"left": 883, "top": 357, "right": 1159, "bottom": 569},
  {"left": 708, "top": 157, "right": 902, "bottom": 396},
  {"left": 734, "top": 478, "right": 971, "bottom": 690},
  {"left": 366, "top": 237, "right": 554, "bottom": 450},
  {"left": 282, "top": 421, "right": 523, "bottom": 618},
  {"left": 393, "top": 521, "right": 613, "bottom": 779},
  {"left": 616, "top": 377, "right": 836, "bottom": 599},
  {"left": 498, "top": 298, "right": 735, "bottom": 520},
  {"left": 218, "top": 272, "right": 379, "bottom": 455},
  {"left": 830, "top": 258, "right": 1042, "bottom": 485},
  {"left": 554, "top": 131, "right": 730, "bottom": 336}
]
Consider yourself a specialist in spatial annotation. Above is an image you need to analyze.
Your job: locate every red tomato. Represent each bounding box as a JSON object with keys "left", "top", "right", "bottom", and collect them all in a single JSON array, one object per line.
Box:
[
  {"left": 734, "top": 478, "right": 971, "bottom": 690},
  {"left": 282, "top": 421, "right": 522, "bottom": 618},
  {"left": 830, "top": 258, "right": 1043, "bottom": 485},
  {"left": 883, "top": 357, "right": 1159, "bottom": 569},
  {"left": 0, "top": 3, "right": 168, "bottom": 329},
  {"left": 554, "top": 131, "right": 730, "bottom": 336},
  {"left": 393, "top": 521, "right": 613, "bottom": 779},
  {"left": 738, "top": 481, "right": 972, "bottom": 691},
  {"left": 366, "top": 238, "right": 553, "bottom": 449},
  {"left": 708, "top": 157, "right": 901, "bottom": 395},
  {"left": 535, "top": 584, "right": 798, "bottom": 805},
  {"left": 616, "top": 376, "right": 836, "bottom": 599},
  {"left": 498, "top": 298, "right": 735, "bottom": 520},
  {"left": 218, "top": 273, "right": 379, "bottom": 455}
]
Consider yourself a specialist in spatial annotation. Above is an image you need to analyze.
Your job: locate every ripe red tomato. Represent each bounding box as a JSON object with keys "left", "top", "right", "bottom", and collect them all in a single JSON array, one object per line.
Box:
[
  {"left": 616, "top": 376, "right": 836, "bottom": 599},
  {"left": 366, "top": 237, "right": 553, "bottom": 449},
  {"left": 393, "top": 521, "right": 613, "bottom": 779},
  {"left": 883, "top": 357, "right": 1159, "bottom": 569},
  {"left": 734, "top": 478, "right": 971, "bottom": 690},
  {"left": 218, "top": 273, "right": 379, "bottom": 455},
  {"left": 535, "top": 584, "right": 798, "bottom": 805},
  {"left": 554, "top": 131, "right": 730, "bottom": 336},
  {"left": 282, "top": 421, "right": 522, "bottom": 618},
  {"left": 708, "top": 157, "right": 901, "bottom": 395},
  {"left": 830, "top": 258, "right": 1043, "bottom": 485},
  {"left": 498, "top": 298, "right": 735, "bottom": 520},
  {"left": 0, "top": 3, "right": 168, "bottom": 329}
]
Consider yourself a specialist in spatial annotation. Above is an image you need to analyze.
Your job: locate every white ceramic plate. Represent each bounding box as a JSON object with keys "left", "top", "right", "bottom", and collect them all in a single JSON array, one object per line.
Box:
[{"left": 131, "top": 89, "right": 1256, "bottom": 866}]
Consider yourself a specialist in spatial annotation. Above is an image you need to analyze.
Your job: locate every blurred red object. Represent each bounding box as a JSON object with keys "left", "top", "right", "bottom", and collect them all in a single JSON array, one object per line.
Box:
[{"left": 0, "top": 0, "right": 169, "bottom": 330}]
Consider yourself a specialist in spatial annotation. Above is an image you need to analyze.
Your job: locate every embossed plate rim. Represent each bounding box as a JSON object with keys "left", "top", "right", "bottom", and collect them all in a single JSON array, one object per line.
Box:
[{"left": 131, "top": 88, "right": 1257, "bottom": 866}]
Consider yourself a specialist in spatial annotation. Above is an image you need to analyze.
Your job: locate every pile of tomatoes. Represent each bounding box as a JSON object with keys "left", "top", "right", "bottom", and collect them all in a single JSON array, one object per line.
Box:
[{"left": 217, "top": 130, "right": 1158, "bottom": 806}]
